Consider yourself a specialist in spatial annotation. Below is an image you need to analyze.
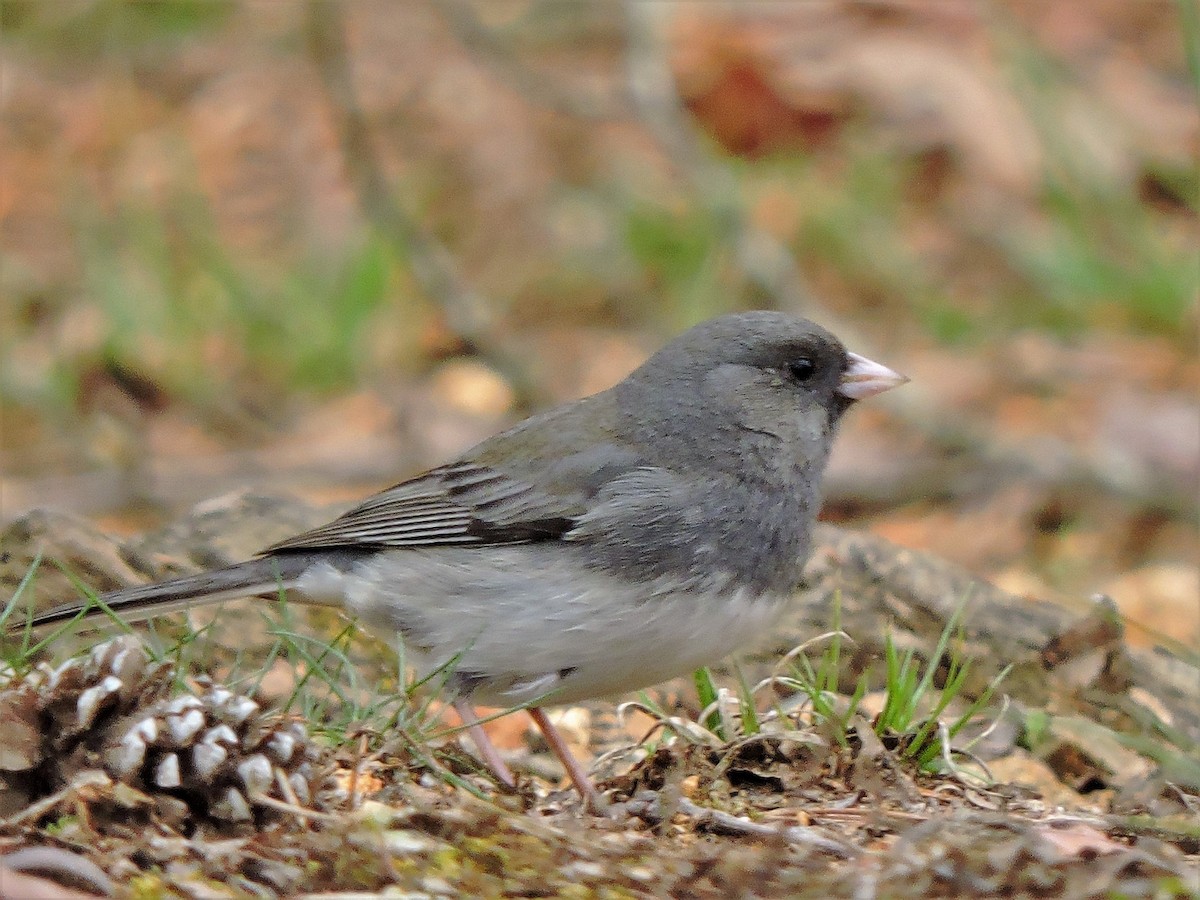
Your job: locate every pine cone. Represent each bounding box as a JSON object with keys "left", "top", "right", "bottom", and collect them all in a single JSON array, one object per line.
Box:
[{"left": 0, "top": 636, "right": 338, "bottom": 829}]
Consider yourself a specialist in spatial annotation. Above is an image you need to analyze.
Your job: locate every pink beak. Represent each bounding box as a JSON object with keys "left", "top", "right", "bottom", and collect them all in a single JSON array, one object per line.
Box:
[{"left": 838, "top": 351, "right": 908, "bottom": 400}]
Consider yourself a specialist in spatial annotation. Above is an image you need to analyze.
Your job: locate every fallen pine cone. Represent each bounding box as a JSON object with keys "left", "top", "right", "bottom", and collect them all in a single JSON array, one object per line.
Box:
[{"left": 0, "top": 636, "right": 338, "bottom": 831}]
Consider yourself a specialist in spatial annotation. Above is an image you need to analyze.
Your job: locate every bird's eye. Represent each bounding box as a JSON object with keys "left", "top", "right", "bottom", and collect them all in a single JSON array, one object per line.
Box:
[{"left": 788, "top": 358, "right": 816, "bottom": 381}]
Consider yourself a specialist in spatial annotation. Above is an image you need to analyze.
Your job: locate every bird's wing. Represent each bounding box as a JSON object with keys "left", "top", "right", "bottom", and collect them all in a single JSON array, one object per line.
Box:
[{"left": 262, "top": 460, "right": 590, "bottom": 553}]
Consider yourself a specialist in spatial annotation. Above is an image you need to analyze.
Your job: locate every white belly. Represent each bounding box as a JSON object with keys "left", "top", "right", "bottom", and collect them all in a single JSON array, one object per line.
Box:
[{"left": 295, "top": 548, "right": 794, "bottom": 708}]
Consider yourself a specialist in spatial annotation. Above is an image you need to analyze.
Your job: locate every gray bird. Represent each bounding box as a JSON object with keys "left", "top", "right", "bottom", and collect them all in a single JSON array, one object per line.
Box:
[{"left": 11, "top": 312, "right": 906, "bottom": 807}]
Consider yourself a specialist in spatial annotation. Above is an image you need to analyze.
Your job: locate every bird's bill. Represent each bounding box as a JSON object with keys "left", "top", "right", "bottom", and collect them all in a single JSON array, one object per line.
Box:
[{"left": 838, "top": 352, "right": 909, "bottom": 400}]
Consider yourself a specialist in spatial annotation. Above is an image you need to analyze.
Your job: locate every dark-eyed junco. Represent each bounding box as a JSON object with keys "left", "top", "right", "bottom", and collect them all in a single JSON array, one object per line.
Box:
[{"left": 13, "top": 312, "right": 906, "bottom": 807}]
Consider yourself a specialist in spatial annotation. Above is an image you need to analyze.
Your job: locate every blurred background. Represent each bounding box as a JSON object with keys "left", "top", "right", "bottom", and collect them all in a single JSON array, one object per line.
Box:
[{"left": 1, "top": 0, "right": 1196, "bottom": 647}]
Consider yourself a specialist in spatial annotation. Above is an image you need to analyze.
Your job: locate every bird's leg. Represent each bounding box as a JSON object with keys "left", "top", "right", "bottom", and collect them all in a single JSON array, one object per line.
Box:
[
  {"left": 452, "top": 699, "right": 516, "bottom": 789},
  {"left": 527, "top": 706, "right": 602, "bottom": 811}
]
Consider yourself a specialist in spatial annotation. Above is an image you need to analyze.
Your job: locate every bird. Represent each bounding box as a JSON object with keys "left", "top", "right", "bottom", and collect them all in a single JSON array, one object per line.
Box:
[{"left": 10, "top": 311, "right": 907, "bottom": 809}]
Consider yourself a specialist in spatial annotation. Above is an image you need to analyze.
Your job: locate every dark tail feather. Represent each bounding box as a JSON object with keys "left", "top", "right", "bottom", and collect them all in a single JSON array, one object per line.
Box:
[{"left": 8, "top": 554, "right": 325, "bottom": 634}]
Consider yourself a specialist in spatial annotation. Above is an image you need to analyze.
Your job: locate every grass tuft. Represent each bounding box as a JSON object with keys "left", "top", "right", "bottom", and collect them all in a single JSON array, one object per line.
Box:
[{"left": 685, "top": 592, "right": 1010, "bottom": 778}]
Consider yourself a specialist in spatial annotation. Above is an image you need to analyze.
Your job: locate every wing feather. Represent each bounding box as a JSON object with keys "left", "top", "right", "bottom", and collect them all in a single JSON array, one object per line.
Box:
[{"left": 262, "top": 463, "right": 586, "bottom": 553}]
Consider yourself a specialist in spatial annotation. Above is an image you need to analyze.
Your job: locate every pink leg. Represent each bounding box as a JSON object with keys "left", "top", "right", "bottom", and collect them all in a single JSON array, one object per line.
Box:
[
  {"left": 528, "top": 706, "right": 601, "bottom": 810},
  {"left": 453, "top": 699, "right": 516, "bottom": 789}
]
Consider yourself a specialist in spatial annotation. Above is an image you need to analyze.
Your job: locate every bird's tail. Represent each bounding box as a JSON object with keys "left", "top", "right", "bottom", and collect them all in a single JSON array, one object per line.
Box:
[{"left": 5, "top": 554, "right": 324, "bottom": 635}]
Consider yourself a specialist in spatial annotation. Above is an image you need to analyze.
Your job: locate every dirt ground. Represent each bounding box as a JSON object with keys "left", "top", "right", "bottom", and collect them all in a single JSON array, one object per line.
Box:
[{"left": 1, "top": 499, "right": 1196, "bottom": 898}]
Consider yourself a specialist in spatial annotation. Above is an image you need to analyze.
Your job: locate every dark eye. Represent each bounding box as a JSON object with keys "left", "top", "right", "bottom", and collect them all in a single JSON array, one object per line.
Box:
[{"left": 788, "top": 358, "right": 816, "bottom": 381}]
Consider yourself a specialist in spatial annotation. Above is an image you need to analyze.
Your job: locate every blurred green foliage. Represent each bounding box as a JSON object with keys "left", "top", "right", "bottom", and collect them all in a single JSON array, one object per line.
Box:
[
  {"left": 1, "top": 0, "right": 233, "bottom": 54},
  {"left": 70, "top": 195, "right": 408, "bottom": 402}
]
